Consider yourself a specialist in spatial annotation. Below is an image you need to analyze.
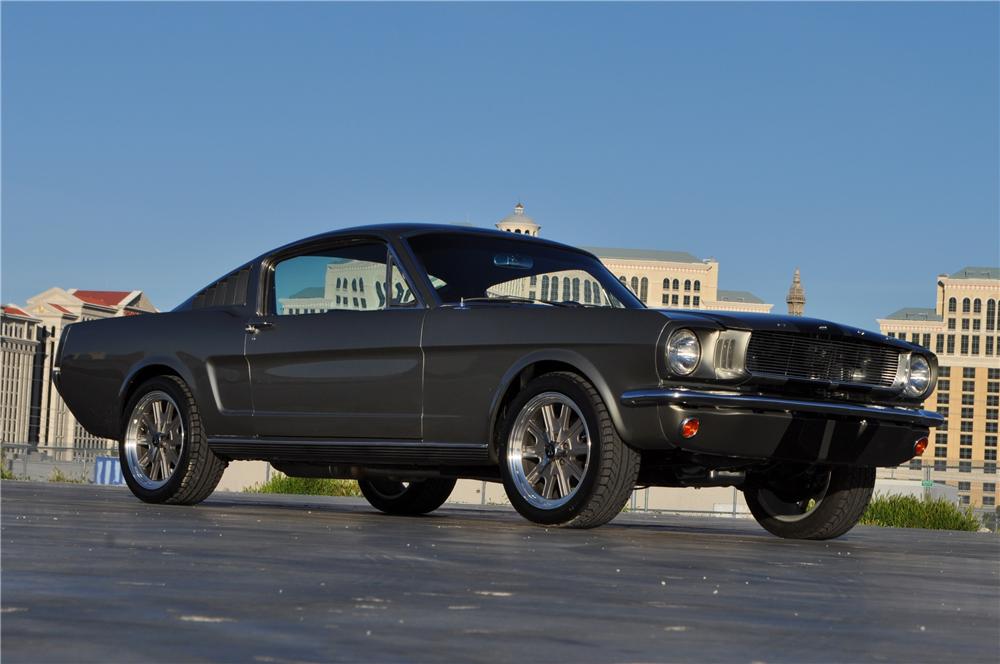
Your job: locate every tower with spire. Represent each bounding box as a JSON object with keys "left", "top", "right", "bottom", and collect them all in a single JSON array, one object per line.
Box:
[{"left": 786, "top": 268, "right": 806, "bottom": 316}]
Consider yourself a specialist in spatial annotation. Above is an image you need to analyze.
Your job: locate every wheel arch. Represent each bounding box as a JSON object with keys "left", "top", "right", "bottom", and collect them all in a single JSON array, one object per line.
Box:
[
  {"left": 117, "top": 360, "right": 194, "bottom": 430},
  {"left": 486, "top": 350, "right": 627, "bottom": 462}
]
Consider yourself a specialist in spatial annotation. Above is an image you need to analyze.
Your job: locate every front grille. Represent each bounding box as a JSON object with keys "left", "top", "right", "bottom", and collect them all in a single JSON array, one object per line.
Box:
[{"left": 746, "top": 331, "right": 901, "bottom": 388}]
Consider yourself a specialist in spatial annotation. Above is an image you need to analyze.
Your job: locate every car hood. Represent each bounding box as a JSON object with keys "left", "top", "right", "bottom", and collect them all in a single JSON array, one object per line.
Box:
[{"left": 652, "top": 309, "right": 914, "bottom": 351}]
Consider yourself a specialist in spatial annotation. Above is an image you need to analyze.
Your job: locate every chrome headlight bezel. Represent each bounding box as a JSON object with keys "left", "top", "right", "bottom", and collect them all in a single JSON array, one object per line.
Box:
[
  {"left": 666, "top": 328, "right": 702, "bottom": 376},
  {"left": 903, "top": 354, "right": 931, "bottom": 398}
]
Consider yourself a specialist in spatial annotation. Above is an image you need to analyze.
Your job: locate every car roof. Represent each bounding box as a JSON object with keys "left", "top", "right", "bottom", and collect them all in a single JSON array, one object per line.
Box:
[
  {"left": 176, "top": 223, "right": 603, "bottom": 312},
  {"left": 261, "top": 223, "right": 597, "bottom": 261}
]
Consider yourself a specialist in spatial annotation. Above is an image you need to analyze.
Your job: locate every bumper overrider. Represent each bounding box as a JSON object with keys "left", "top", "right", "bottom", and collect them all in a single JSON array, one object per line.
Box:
[{"left": 621, "top": 389, "right": 944, "bottom": 467}]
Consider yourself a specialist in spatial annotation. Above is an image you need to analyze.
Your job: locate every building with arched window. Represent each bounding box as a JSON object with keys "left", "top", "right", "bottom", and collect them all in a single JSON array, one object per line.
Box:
[
  {"left": 490, "top": 203, "right": 774, "bottom": 312},
  {"left": 877, "top": 266, "right": 1000, "bottom": 509},
  {"left": 580, "top": 246, "right": 772, "bottom": 313}
]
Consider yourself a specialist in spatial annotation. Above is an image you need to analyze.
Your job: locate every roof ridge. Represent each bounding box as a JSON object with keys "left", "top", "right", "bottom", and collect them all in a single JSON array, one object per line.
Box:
[
  {"left": 948, "top": 266, "right": 1000, "bottom": 279},
  {"left": 582, "top": 246, "right": 704, "bottom": 264}
]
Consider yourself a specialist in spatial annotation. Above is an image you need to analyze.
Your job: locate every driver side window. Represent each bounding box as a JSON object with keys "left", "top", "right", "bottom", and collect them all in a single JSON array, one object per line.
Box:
[{"left": 272, "top": 242, "right": 417, "bottom": 315}]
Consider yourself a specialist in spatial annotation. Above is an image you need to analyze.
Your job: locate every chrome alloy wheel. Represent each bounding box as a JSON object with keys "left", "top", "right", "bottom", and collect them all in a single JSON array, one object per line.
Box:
[
  {"left": 755, "top": 472, "right": 832, "bottom": 523},
  {"left": 506, "top": 392, "right": 592, "bottom": 510},
  {"left": 124, "top": 391, "right": 185, "bottom": 490}
]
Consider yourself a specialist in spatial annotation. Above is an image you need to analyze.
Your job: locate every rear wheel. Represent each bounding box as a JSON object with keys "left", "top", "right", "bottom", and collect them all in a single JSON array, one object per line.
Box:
[
  {"left": 499, "top": 372, "right": 640, "bottom": 529},
  {"left": 358, "top": 478, "right": 457, "bottom": 515},
  {"left": 744, "top": 465, "right": 876, "bottom": 540},
  {"left": 120, "top": 376, "right": 226, "bottom": 504}
]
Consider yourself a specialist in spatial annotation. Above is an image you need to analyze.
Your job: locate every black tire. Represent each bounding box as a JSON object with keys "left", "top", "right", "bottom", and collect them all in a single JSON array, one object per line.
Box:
[
  {"left": 498, "top": 372, "right": 640, "bottom": 529},
  {"left": 358, "top": 478, "right": 457, "bottom": 516},
  {"left": 119, "top": 375, "right": 227, "bottom": 505},
  {"left": 744, "top": 465, "right": 876, "bottom": 540}
]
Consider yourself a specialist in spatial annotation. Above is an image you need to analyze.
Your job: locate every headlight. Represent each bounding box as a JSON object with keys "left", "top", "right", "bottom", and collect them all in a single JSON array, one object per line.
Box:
[
  {"left": 667, "top": 329, "right": 701, "bottom": 375},
  {"left": 904, "top": 355, "right": 931, "bottom": 398}
]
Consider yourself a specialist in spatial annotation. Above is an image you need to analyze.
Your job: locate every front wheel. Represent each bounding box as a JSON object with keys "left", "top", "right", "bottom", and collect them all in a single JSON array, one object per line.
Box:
[
  {"left": 744, "top": 465, "right": 876, "bottom": 540},
  {"left": 499, "top": 372, "right": 640, "bottom": 529},
  {"left": 358, "top": 478, "right": 457, "bottom": 515}
]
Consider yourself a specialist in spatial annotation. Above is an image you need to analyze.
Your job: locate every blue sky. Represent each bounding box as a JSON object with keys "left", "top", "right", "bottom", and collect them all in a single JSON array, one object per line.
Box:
[{"left": 2, "top": 2, "right": 997, "bottom": 329}]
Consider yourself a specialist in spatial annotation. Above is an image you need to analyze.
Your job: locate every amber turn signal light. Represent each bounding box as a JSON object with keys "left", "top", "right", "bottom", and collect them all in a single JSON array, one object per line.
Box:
[
  {"left": 680, "top": 418, "right": 700, "bottom": 439},
  {"left": 913, "top": 437, "right": 929, "bottom": 456}
]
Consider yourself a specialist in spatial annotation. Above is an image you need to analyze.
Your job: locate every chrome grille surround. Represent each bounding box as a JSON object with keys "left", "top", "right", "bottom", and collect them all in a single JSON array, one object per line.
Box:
[{"left": 745, "top": 331, "right": 903, "bottom": 389}]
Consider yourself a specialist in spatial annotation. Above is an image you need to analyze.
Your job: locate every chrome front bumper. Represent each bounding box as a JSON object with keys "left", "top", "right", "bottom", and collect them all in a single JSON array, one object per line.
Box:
[{"left": 620, "top": 389, "right": 943, "bottom": 429}]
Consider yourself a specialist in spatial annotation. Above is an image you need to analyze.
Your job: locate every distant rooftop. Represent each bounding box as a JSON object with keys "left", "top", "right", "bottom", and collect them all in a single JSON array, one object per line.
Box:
[
  {"left": 883, "top": 307, "right": 943, "bottom": 322},
  {"left": 69, "top": 289, "right": 135, "bottom": 307},
  {"left": 2, "top": 304, "right": 32, "bottom": 318},
  {"left": 948, "top": 266, "right": 1000, "bottom": 280},
  {"left": 716, "top": 289, "right": 765, "bottom": 304},
  {"left": 584, "top": 247, "right": 704, "bottom": 264}
]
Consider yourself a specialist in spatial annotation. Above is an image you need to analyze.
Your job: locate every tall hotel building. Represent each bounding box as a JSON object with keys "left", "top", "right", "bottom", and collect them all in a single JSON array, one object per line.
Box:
[{"left": 877, "top": 267, "right": 1000, "bottom": 509}]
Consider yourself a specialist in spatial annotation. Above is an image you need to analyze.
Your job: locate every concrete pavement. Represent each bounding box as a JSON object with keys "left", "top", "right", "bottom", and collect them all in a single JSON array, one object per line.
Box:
[{"left": 2, "top": 481, "right": 998, "bottom": 663}]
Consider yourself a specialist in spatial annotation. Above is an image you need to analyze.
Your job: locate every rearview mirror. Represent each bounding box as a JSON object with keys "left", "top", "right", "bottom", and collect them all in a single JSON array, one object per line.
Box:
[{"left": 493, "top": 254, "right": 533, "bottom": 269}]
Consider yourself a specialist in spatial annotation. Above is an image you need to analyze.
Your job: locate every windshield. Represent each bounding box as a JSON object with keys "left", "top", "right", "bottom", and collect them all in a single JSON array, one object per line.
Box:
[{"left": 406, "top": 233, "right": 644, "bottom": 309}]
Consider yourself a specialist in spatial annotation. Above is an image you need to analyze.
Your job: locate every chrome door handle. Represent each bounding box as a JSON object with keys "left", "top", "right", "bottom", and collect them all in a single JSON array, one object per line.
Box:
[{"left": 245, "top": 321, "right": 274, "bottom": 334}]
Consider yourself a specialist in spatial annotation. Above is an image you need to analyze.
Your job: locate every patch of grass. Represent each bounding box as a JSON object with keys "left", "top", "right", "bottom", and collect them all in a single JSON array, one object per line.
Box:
[
  {"left": 48, "top": 467, "right": 86, "bottom": 484},
  {"left": 860, "top": 494, "right": 980, "bottom": 531},
  {"left": 244, "top": 475, "right": 361, "bottom": 497},
  {"left": 1, "top": 465, "right": 18, "bottom": 480}
]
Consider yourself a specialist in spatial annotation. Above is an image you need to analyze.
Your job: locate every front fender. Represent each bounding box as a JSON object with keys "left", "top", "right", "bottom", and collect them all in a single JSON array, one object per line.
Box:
[{"left": 486, "top": 348, "right": 663, "bottom": 459}]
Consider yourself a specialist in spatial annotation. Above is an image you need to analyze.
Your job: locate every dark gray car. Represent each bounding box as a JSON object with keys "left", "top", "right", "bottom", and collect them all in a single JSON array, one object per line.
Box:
[{"left": 54, "top": 224, "right": 942, "bottom": 539}]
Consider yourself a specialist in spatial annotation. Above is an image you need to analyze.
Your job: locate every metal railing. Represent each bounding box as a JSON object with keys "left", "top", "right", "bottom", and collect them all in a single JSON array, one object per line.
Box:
[{"left": 2, "top": 442, "right": 118, "bottom": 483}]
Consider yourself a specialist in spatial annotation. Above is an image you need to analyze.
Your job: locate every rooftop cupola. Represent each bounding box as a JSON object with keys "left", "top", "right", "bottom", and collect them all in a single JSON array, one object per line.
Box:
[{"left": 495, "top": 202, "right": 541, "bottom": 237}]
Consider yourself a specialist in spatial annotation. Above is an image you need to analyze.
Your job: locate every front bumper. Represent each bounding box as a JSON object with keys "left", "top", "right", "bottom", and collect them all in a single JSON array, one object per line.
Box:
[{"left": 620, "top": 388, "right": 942, "bottom": 467}]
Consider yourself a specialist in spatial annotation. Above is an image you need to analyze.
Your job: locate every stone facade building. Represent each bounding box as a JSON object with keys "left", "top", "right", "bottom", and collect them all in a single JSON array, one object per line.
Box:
[
  {"left": 877, "top": 267, "right": 1000, "bottom": 509},
  {"left": 2, "top": 288, "right": 157, "bottom": 460},
  {"left": 492, "top": 204, "right": 774, "bottom": 314},
  {"left": 0, "top": 306, "right": 42, "bottom": 445}
]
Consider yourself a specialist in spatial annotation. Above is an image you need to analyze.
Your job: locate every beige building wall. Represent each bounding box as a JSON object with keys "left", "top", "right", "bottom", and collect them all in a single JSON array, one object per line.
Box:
[
  {"left": 589, "top": 250, "right": 718, "bottom": 307},
  {"left": 15, "top": 288, "right": 157, "bottom": 460},
  {"left": 593, "top": 253, "right": 770, "bottom": 313},
  {"left": 877, "top": 267, "right": 999, "bottom": 509},
  {"left": 0, "top": 307, "right": 41, "bottom": 445},
  {"left": 216, "top": 460, "right": 275, "bottom": 492},
  {"left": 491, "top": 203, "right": 774, "bottom": 313}
]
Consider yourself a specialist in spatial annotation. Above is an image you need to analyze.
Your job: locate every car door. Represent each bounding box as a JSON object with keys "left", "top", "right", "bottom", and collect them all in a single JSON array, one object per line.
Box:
[{"left": 244, "top": 238, "right": 425, "bottom": 440}]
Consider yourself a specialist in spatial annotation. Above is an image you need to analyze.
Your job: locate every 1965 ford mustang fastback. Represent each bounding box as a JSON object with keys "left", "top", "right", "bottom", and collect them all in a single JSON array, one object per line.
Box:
[{"left": 54, "top": 224, "right": 942, "bottom": 539}]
